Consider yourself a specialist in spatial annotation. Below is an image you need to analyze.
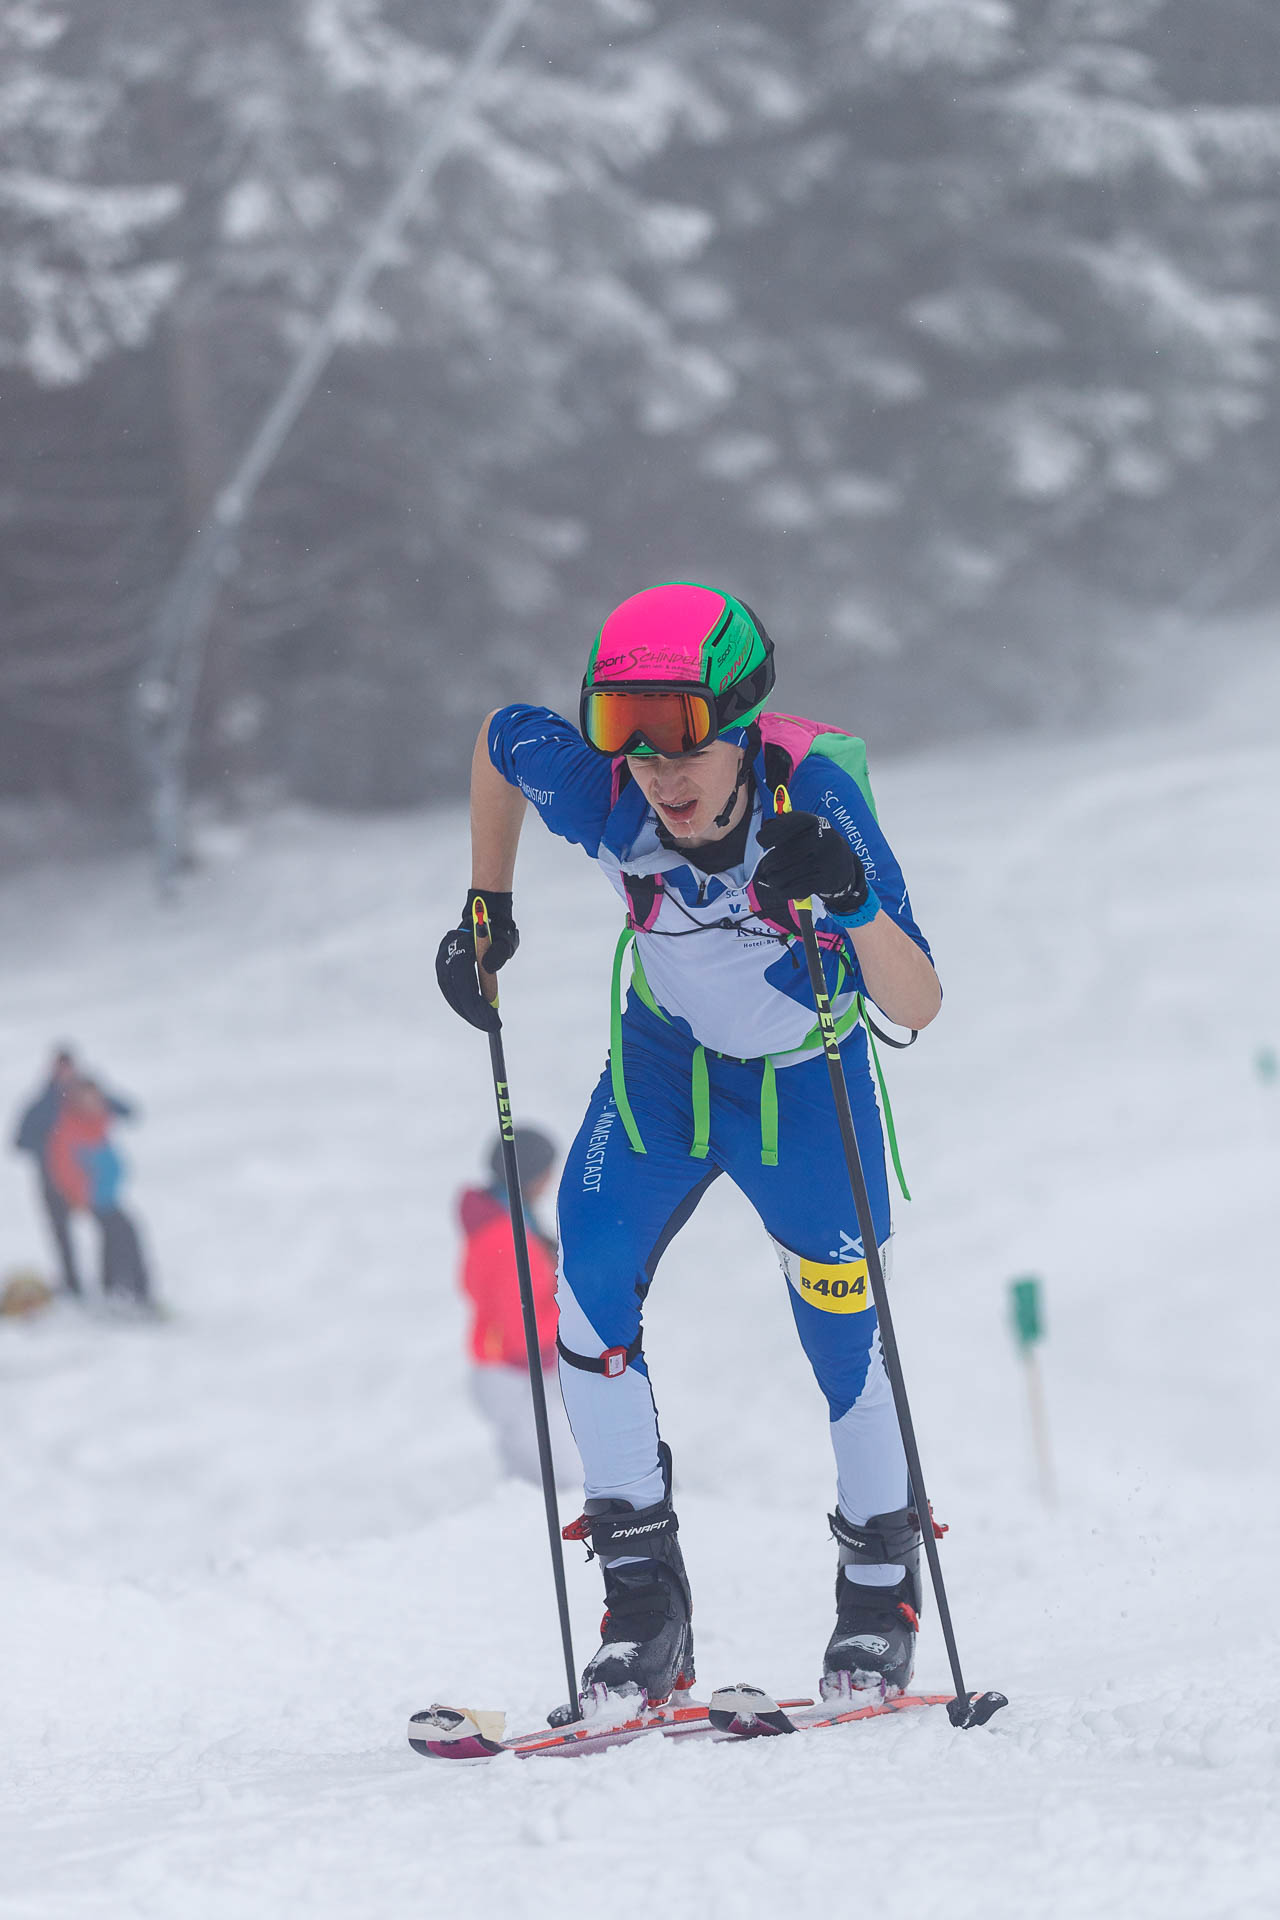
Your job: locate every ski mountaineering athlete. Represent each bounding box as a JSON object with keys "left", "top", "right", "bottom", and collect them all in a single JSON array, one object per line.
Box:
[{"left": 436, "top": 582, "right": 944, "bottom": 1716}]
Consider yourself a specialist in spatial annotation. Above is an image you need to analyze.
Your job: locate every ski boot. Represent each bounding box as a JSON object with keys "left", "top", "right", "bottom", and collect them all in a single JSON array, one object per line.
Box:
[
  {"left": 552, "top": 1448, "right": 693, "bottom": 1723},
  {"left": 821, "top": 1505, "right": 923, "bottom": 1701}
]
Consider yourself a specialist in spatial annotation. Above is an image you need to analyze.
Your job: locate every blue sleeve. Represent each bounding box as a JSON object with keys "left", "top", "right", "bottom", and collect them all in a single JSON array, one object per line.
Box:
[
  {"left": 13, "top": 1088, "right": 54, "bottom": 1155},
  {"left": 789, "top": 755, "right": 933, "bottom": 965},
  {"left": 487, "top": 705, "right": 614, "bottom": 856}
]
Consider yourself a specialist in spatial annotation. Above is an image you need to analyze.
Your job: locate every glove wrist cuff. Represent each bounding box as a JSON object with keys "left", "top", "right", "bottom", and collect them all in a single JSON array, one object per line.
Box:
[{"left": 829, "top": 888, "right": 880, "bottom": 929}]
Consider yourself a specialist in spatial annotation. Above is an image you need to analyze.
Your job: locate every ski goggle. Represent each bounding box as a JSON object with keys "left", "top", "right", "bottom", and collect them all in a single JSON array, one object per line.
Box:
[
  {"left": 579, "top": 646, "right": 774, "bottom": 758},
  {"left": 579, "top": 682, "right": 720, "bottom": 757}
]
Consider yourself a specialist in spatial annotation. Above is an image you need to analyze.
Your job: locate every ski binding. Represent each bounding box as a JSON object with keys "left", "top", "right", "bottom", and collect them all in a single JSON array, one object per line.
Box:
[{"left": 708, "top": 1679, "right": 1007, "bottom": 1737}]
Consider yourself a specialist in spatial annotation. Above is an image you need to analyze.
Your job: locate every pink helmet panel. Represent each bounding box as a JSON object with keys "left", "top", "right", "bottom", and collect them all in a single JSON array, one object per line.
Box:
[{"left": 592, "top": 584, "right": 726, "bottom": 684}]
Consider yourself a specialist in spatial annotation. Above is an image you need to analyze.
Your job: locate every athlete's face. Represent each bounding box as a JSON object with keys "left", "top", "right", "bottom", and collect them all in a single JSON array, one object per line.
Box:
[{"left": 625, "top": 739, "right": 747, "bottom": 843}]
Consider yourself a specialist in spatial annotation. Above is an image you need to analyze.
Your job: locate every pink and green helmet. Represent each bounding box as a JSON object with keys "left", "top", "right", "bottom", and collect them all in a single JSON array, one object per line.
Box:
[{"left": 579, "top": 582, "right": 775, "bottom": 758}]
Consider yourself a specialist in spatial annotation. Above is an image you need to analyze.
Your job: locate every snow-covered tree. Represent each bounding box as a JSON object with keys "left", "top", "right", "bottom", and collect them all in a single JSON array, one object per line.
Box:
[
  {"left": 193, "top": 1, "right": 804, "bottom": 796},
  {"left": 3, "top": 0, "right": 1280, "bottom": 806},
  {"left": 627, "top": 0, "right": 1280, "bottom": 719},
  {"left": 0, "top": 2, "right": 179, "bottom": 385},
  {"left": 1, "top": 0, "right": 794, "bottom": 801}
]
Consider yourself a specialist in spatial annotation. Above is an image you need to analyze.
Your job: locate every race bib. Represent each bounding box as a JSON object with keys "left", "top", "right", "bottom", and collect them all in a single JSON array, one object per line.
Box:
[{"left": 773, "top": 1238, "right": 889, "bottom": 1316}]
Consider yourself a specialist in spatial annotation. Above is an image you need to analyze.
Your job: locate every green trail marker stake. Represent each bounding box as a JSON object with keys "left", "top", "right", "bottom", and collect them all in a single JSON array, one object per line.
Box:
[
  {"left": 1010, "top": 1277, "right": 1043, "bottom": 1348},
  {"left": 1009, "top": 1275, "right": 1055, "bottom": 1506}
]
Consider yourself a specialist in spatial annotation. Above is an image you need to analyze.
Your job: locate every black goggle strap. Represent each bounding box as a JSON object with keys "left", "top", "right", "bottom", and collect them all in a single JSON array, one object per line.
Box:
[{"left": 714, "top": 645, "right": 774, "bottom": 727}]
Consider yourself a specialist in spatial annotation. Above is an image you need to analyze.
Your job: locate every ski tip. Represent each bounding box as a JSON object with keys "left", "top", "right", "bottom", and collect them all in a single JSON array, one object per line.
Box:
[
  {"left": 946, "top": 1690, "right": 1009, "bottom": 1730},
  {"left": 708, "top": 1684, "right": 796, "bottom": 1738},
  {"left": 408, "top": 1704, "right": 508, "bottom": 1759}
]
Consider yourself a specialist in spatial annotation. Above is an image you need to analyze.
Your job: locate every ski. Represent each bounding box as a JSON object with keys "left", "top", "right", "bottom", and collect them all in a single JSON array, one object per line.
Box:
[
  {"left": 408, "top": 1692, "right": 817, "bottom": 1762},
  {"left": 707, "top": 1681, "right": 1007, "bottom": 1737},
  {"left": 408, "top": 1674, "right": 1006, "bottom": 1763}
]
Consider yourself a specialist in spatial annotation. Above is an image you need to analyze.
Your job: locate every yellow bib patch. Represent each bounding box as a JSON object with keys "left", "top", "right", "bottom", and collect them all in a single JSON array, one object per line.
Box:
[{"left": 786, "top": 1254, "right": 873, "bottom": 1315}]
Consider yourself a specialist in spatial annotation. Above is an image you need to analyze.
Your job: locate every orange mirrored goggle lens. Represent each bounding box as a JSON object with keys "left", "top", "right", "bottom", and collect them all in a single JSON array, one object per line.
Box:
[{"left": 582, "top": 687, "right": 717, "bottom": 757}]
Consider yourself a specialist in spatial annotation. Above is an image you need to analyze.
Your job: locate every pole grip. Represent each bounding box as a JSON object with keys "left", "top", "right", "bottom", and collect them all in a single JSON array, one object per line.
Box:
[{"left": 471, "top": 894, "right": 501, "bottom": 1012}]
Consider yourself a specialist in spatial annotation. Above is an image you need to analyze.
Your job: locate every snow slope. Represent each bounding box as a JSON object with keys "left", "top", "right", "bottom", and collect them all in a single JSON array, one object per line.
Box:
[{"left": 0, "top": 669, "right": 1277, "bottom": 1919}]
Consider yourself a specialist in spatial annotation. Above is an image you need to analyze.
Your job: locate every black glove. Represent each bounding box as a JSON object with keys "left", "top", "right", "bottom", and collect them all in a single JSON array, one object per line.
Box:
[
  {"left": 435, "top": 890, "right": 520, "bottom": 1032},
  {"left": 753, "top": 812, "right": 870, "bottom": 926}
]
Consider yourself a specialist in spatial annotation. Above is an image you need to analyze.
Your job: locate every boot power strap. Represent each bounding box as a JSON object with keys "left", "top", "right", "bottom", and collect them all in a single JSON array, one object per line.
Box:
[
  {"left": 828, "top": 1506, "right": 922, "bottom": 1565},
  {"left": 588, "top": 1502, "right": 679, "bottom": 1554}
]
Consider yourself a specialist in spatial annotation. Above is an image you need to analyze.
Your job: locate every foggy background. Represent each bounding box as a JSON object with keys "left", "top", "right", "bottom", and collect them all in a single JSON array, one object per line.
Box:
[
  {"left": 3, "top": 0, "right": 1279, "bottom": 848},
  {"left": 3, "top": 6, "right": 1280, "bottom": 1910}
]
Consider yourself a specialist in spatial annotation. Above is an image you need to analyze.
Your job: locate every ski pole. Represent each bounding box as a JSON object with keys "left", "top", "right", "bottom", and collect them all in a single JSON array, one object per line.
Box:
[
  {"left": 471, "top": 895, "right": 581, "bottom": 1722},
  {"left": 774, "top": 789, "right": 1005, "bottom": 1730}
]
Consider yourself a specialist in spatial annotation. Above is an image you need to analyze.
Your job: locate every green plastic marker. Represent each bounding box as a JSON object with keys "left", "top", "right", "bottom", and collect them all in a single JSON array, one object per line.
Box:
[
  {"left": 1010, "top": 1276, "right": 1043, "bottom": 1350},
  {"left": 1009, "top": 1275, "right": 1055, "bottom": 1506}
]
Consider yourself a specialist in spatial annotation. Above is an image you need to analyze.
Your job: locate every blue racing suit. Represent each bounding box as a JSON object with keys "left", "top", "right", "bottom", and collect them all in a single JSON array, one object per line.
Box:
[{"left": 488, "top": 706, "right": 935, "bottom": 1532}]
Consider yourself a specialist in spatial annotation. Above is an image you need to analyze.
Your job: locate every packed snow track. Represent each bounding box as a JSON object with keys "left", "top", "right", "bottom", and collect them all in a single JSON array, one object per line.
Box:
[{"left": 1, "top": 675, "right": 1277, "bottom": 1918}]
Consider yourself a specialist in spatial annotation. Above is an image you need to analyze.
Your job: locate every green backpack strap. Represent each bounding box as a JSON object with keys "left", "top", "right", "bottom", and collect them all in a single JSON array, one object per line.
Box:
[
  {"left": 760, "top": 1055, "right": 779, "bottom": 1166},
  {"left": 611, "top": 929, "right": 910, "bottom": 1194},
  {"left": 610, "top": 928, "right": 709, "bottom": 1159},
  {"left": 690, "top": 1046, "right": 711, "bottom": 1159},
  {"left": 609, "top": 928, "right": 649, "bottom": 1154}
]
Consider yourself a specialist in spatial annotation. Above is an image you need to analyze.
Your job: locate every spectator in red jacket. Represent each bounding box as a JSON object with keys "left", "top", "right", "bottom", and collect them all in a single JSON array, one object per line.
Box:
[
  {"left": 459, "top": 1127, "right": 577, "bottom": 1487},
  {"left": 47, "top": 1078, "right": 154, "bottom": 1307},
  {"left": 12, "top": 1049, "right": 137, "bottom": 1300}
]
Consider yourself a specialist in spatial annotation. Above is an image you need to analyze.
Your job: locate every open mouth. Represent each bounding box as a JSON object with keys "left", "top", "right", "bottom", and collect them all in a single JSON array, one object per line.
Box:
[{"left": 658, "top": 797, "right": 699, "bottom": 830}]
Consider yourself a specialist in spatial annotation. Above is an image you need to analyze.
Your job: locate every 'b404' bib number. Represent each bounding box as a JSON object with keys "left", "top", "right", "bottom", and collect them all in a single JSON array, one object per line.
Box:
[
  {"left": 779, "top": 1253, "right": 874, "bottom": 1315},
  {"left": 797, "top": 1260, "right": 870, "bottom": 1313},
  {"left": 802, "top": 1263, "right": 867, "bottom": 1306},
  {"left": 773, "top": 1238, "right": 889, "bottom": 1315}
]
